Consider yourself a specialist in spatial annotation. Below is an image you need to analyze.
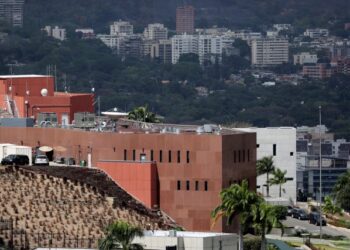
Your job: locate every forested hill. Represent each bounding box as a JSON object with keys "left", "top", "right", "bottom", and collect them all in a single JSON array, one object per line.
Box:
[{"left": 24, "top": 0, "right": 350, "bottom": 32}]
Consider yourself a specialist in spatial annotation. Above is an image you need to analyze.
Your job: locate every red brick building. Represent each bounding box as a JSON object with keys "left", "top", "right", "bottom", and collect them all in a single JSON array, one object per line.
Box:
[
  {"left": 0, "top": 75, "right": 94, "bottom": 124},
  {"left": 176, "top": 5, "right": 195, "bottom": 34},
  {"left": 302, "top": 63, "right": 333, "bottom": 79},
  {"left": 0, "top": 126, "right": 256, "bottom": 233}
]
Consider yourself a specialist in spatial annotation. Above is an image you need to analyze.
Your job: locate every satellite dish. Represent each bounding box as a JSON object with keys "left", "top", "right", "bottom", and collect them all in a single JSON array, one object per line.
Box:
[{"left": 41, "top": 88, "right": 48, "bottom": 96}]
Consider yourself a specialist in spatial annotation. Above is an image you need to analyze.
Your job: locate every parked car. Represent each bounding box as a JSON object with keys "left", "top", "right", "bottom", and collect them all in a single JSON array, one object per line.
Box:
[
  {"left": 309, "top": 212, "right": 327, "bottom": 226},
  {"left": 34, "top": 155, "right": 49, "bottom": 166},
  {"left": 1, "top": 154, "right": 29, "bottom": 165},
  {"left": 287, "top": 205, "right": 294, "bottom": 216},
  {"left": 292, "top": 208, "right": 309, "bottom": 220}
]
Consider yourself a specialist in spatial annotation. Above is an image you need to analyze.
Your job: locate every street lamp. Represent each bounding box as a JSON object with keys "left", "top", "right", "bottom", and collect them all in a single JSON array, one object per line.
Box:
[{"left": 318, "top": 106, "right": 322, "bottom": 239}]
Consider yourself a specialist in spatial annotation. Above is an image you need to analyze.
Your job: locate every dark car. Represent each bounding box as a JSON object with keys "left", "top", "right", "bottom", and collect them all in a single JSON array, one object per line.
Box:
[
  {"left": 309, "top": 212, "right": 327, "bottom": 226},
  {"left": 1, "top": 154, "right": 29, "bottom": 166},
  {"left": 287, "top": 205, "right": 294, "bottom": 216},
  {"left": 292, "top": 208, "right": 309, "bottom": 220}
]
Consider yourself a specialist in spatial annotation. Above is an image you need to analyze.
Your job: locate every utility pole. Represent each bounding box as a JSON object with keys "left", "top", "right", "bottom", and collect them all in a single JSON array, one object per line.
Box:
[{"left": 319, "top": 106, "right": 322, "bottom": 239}]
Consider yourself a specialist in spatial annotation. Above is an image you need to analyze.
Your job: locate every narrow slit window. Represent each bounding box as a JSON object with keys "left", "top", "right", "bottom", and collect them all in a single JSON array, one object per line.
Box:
[
  {"left": 124, "top": 149, "right": 127, "bottom": 161},
  {"left": 133, "top": 150, "right": 136, "bottom": 161},
  {"left": 177, "top": 150, "right": 181, "bottom": 163},
  {"left": 186, "top": 180, "right": 190, "bottom": 190},
  {"left": 160, "top": 150, "right": 163, "bottom": 163},
  {"left": 177, "top": 180, "right": 181, "bottom": 190},
  {"left": 168, "top": 150, "right": 172, "bottom": 163},
  {"left": 151, "top": 150, "right": 154, "bottom": 161},
  {"left": 195, "top": 181, "right": 199, "bottom": 191},
  {"left": 186, "top": 150, "right": 190, "bottom": 163},
  {"left": 204, "top": 181, "right": 208, "bottom": 191}
]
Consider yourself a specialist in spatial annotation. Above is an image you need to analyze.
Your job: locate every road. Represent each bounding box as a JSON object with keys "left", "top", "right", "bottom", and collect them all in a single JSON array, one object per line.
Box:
[{"left": 283, "top": 216, "right": 350, "bottom": 238}]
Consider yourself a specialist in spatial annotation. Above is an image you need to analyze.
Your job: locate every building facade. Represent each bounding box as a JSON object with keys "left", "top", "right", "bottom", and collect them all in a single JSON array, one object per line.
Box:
[
  {"left": 110, "top": 20, "right": 133, "bottom": 36},
  {"left": 176, "top": 5, "right": 195, "bottom": 34},
  {"left": 239, "top": 127, "right": 297, "bottom": 202},
  {"left": 251, "top": 38, "right": 289, "bottom": 66},
  {"left": 0, "top": 0, "right": 24, "bottom": 27},
  {"left": 143, "top": 23, "right": 168, "bottom": 41},
  {"left": 302, "top": 63, "right": 332, "bottom": 79},
  {"left": 0, "top": 126, "right": 257, "bottom": 233},
  {"left": 151, "top": 39, "right": 172, "bottom": 64},
  {"left": 293, "top": 52, "right": 318, "bottom": 65}
]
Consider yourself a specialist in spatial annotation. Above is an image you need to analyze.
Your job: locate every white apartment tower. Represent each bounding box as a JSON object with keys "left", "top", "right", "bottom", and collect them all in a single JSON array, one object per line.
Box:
[
  {"left": 251, "top": 38, "right": 289, "bottom": 66},
  {"left": 0, "top": 0, "right": 24, "bottom": 27},
  {"left": 143, "top": 23, "right": 168, "bottom": 41},
  {"left": 110, "top": 21, "right": 133, "bottom": 36},
  {"left": 171, "top": 34, "right": 198, "bottom": 64}
]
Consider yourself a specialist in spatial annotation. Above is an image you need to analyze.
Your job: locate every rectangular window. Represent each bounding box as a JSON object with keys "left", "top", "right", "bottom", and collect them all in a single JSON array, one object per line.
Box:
[
  {"left": 168, "top": 150, "right": 172, "bottom": 163},
  {"left": 204, "top": 181, "right": 208, "bottom": 191},
  {"left": 186, "top": 150, "right": 190, "bottom": 163},
  {"left": 243, "top": 150, "right": 245, "bottom": 162},
  {"left": 238, "top": 150, "right": 241, "bottom": 162},
  {"left": 273, "top": 144, "right": 276, "bottom": 156},
  {"left": 151, "top": 150, "right": 154, "bottom": 161},
  {"left": 186, "top": 180, "right": 190, "bottom": 190},
  {"left": 257, "top": 144, "right": 260, "bottom": 148},
  {"left": 177, "top": 150, "right": 181, "bottom": 163},
  {"left": 290, "top": 152, "right": 294, "bottom": 156},
  {"left": 234, "top": 151, "right": 236, "bottom": 163},
  {"left": 195, "top": 181, "right": 199, "bottom": 191},
  {"left": 177, "top": 180, "right": 181, "bottom": 190},
  {"left": 133, "top": 150, "right": 136, "bottom": 161},
  {"left": 124, "top": 149, "right": 127, "bottom": 161},
  {"left": 159, "top": 150, "right": 163, "bottom": 163},
  {"left": 248, "top": 150, "right": 250, "bottom": 162}
]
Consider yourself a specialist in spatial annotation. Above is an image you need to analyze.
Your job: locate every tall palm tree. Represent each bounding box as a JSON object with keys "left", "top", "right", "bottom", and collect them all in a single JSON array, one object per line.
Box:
[
  {"left": 99, "top": 221, "right": 144, "bottom": 250},
  {"left": 269, "top": 168, "right": 289, "bottom": 197},
  {"left": 252, "top": 202, "right": 284, "bottom": 250},
  {"left": 128, "top": 106, "right": 159, "bottom": 123},
  {"left": 211, "top": 180, "right": 259, "bottom": 250},
  {"left": 257, "top": 156, "right": 275, "bottom": 197},
  {"left": 332, "top": 172, "right": 350, "bottom": 211}
]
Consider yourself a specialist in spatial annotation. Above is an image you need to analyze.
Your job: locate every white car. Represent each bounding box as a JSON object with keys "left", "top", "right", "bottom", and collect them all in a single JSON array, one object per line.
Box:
[{"left": 34, "top": 155, "right": 49, "bottom": 166}]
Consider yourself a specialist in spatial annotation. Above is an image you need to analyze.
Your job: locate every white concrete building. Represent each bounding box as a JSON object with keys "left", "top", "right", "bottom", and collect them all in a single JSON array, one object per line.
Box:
[
  {"left": 304, "top": 29, "right": 329, "bottom": 38},
  {"left": 171, "top": 34, "right": 224, "bottom": 64},
  {"left": 143, "top": 23, "right": 168, "bottom": 41},
  {"left": 133, "top": 230, "right": 238, "bottom": 250},
  {"left": 293, "top": 52, "right": 318, "bottom": 65},
  {"left": 238, "top": 127, "right": 297, "bottom": 202},
  {"left": 251, "top": 38, "right": 289, "bottom": 66},
  {"left": 96, "top": 34, "right": 120, "bottom": 48},
  {"left": 43, "top": 26, "right": 66, "bottom": 41},
  {"left": 110, "top": 20, "right": 133, "bottom": 36},
  {"left": 273, "top": 24, "right": 292, "bottom": 32}
]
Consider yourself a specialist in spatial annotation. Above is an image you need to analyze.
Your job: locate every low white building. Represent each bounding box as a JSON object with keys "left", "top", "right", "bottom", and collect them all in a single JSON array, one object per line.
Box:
[
  {"left": 304, "top": 29, "right": 329, "bottom": 38},
  {"left": 133, "top": 230, "right": 238, "bottom": 250},
  {"left": 238, "top": 127, "right": 297, "bottom": 202},
  {"left": 293, "top": 52, "right": 318, "bottom": 65},
  {"left": 43, "top": 26, "right": 66, "bottom": 41}
]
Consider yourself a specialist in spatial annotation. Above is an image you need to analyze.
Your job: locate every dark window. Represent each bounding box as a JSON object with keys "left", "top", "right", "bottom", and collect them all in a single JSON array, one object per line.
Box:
[
  {"left": 177, "top": 181, "right": 181, "bottom": 190},
  {"left": 248, "top": 149, "right": 250, "bottom": 162},
  {"left": 124, "top": 149, "right": 127, "bottom": 161},
  {"left": 234, "top": 151, "right": 236, "bottom": 163},
  {"left": 238, "top": 150, "right": 241, "bottom": 162},
  {"left": 151, "top": 150, "right": 154, "bottom": 161},
  {"left": 243, "top": 150, "right": 245, "bottom": 162},
  {"left": 257, "top": 144, "right": 260, "bottom": 148},
  {"left": 186, "top": 180, "right": 190, "bottom": 190},
  {"left": 204, "top": 181, "right": 208, "bottom": 191},
  {"left": 195, "top": 181, "right": 199, "bottom": 191},
  {"left": 273, "top": 144, "right": 276, "bottom": 156},
  {"left": 133, "top": 150, "right": 136, "bottom": 161},
  {"left": 168, "top": 150, "right": 172, "bottom": 163},
  {"left": 290, "top": 152, "right": 294, "bottom": 156},
  {"left": 186, "top": 150, "right": 190, "bottom": 163},
  {"left": 177, "top": 150, "right": 181, "bottom": 163},
  {"left": 160, "top": 150, "right": 163, "bottom": 163}
]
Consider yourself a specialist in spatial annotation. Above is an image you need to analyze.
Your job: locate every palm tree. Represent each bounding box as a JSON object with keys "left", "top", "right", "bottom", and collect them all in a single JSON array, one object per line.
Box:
[
  {"left": 128, "top": 106, "right": 159, "bottom": 123},
  {"left": 332, "top": 172, "right": 350, "bottom": 211},
  {"left": 269, "top": 168, "right": 289, "bottom": 197},
  {"left": 322, "top": 196, "right": 342, "bottom": 217},
  {"left": 252, "top": 202, "right": 284, "bottom": 250},
  {"left": 211, "top": 180, "right": 259, "bottom": 250},
  {"left": 257, "top": 156, "right": 275, "bottom": 197},
  {"left": 99, "top": 221, "right": 144, "bottom": 250}
]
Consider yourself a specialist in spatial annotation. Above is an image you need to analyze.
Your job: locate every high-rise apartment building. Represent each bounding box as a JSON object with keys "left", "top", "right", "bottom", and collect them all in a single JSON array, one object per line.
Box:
[
  {"left": 110, "top": 20, "right": 133, "bottom": 36},
  {"left": 0, "top": 0, "right": 24, "bottom": 27},
  {"left": 151, "top": 39, "right": 172, "bottom": 64},
  {"left": 143, "top": 23, "right": 168, "bottom": 41},
  {"left": 251, "top": 38, "right": 289, "bottom": 66},
  {"left": 176, "top": 5, "right": 194, "bottom": 34}
]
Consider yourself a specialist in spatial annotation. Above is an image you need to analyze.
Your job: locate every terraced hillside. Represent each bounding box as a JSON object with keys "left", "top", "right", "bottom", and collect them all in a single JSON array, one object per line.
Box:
[{"left": 0, "top": 166, "right": 176, "bottom": 249}]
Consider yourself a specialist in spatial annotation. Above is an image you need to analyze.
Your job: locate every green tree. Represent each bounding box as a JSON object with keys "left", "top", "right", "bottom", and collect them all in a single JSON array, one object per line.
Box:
[
  {"left": 128, "top": 106, "right": 159, "bottom": 123},
  {"left": 269, "top": 168, "right": 290, "bottom": 197},
  {"left": 257, "top": 156, "right": 275, "bottom": 197},
  {"left": 252, "top": 202, "right": 284, "bottom": 250},
  {"left": 211, "top": 180, "right": 259, "bottom": 250},
  {"left": 98, "top": 221, "right": 144, "bottom": 250},
  {"left": 322, "top": 196, "right": 342, "bottom": 216},
  {"left": 332, "top": 172, "right": 350, "bottom": 211}
]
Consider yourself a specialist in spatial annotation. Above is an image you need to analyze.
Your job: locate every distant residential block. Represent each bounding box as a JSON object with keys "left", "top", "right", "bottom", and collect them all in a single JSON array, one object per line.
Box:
[
  {"left": 293, "top": 52, "right": 318, "bottom": 65},
  {"left": 75, "top": 28, "right": 95, "bottom": 39},
  {"left": 143, "top": 23, "right": 168, "bottom": 41},
  {"left": 0, "top": 0, "right": 24, "bottom": 27},
  {"left": 43, "top": 26, "right": 66, "bottom": 41},
  {"left": 110, "top": 20, "right": 133, "bottom": 36},
  {"left": 302, "top": 63, "right": 332, "bottom": 79},
  {"left": 151, "top": 39, "right": 172, "bottom": 64},
  {"left": 251, "top": 38, "right": 289, "bottom": 66},
  {"left": 176, "top": 5, "right": 194, "bottom": 34},
  {"left": 273, "top": 24, "right": 292, "bottom": 32},
  {"left": 304, "top": 28, "right": 329, "bottom": 38}
]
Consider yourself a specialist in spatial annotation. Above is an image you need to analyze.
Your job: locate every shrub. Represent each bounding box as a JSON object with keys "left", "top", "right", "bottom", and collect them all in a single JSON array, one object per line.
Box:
[
  {"left": 273, "top": 205, "right": 288, "bottom": 220},
  {"left": 244, "top": 236, "right": 261, "bottom": 250}
]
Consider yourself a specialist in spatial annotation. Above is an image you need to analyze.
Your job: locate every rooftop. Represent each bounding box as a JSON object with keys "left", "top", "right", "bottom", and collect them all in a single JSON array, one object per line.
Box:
[
  {"left": 0, "top": 74, "right": 51, "bottom": 79},
  {"left": 143, "top": 230, "right": 234, "bottom": 238}
]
